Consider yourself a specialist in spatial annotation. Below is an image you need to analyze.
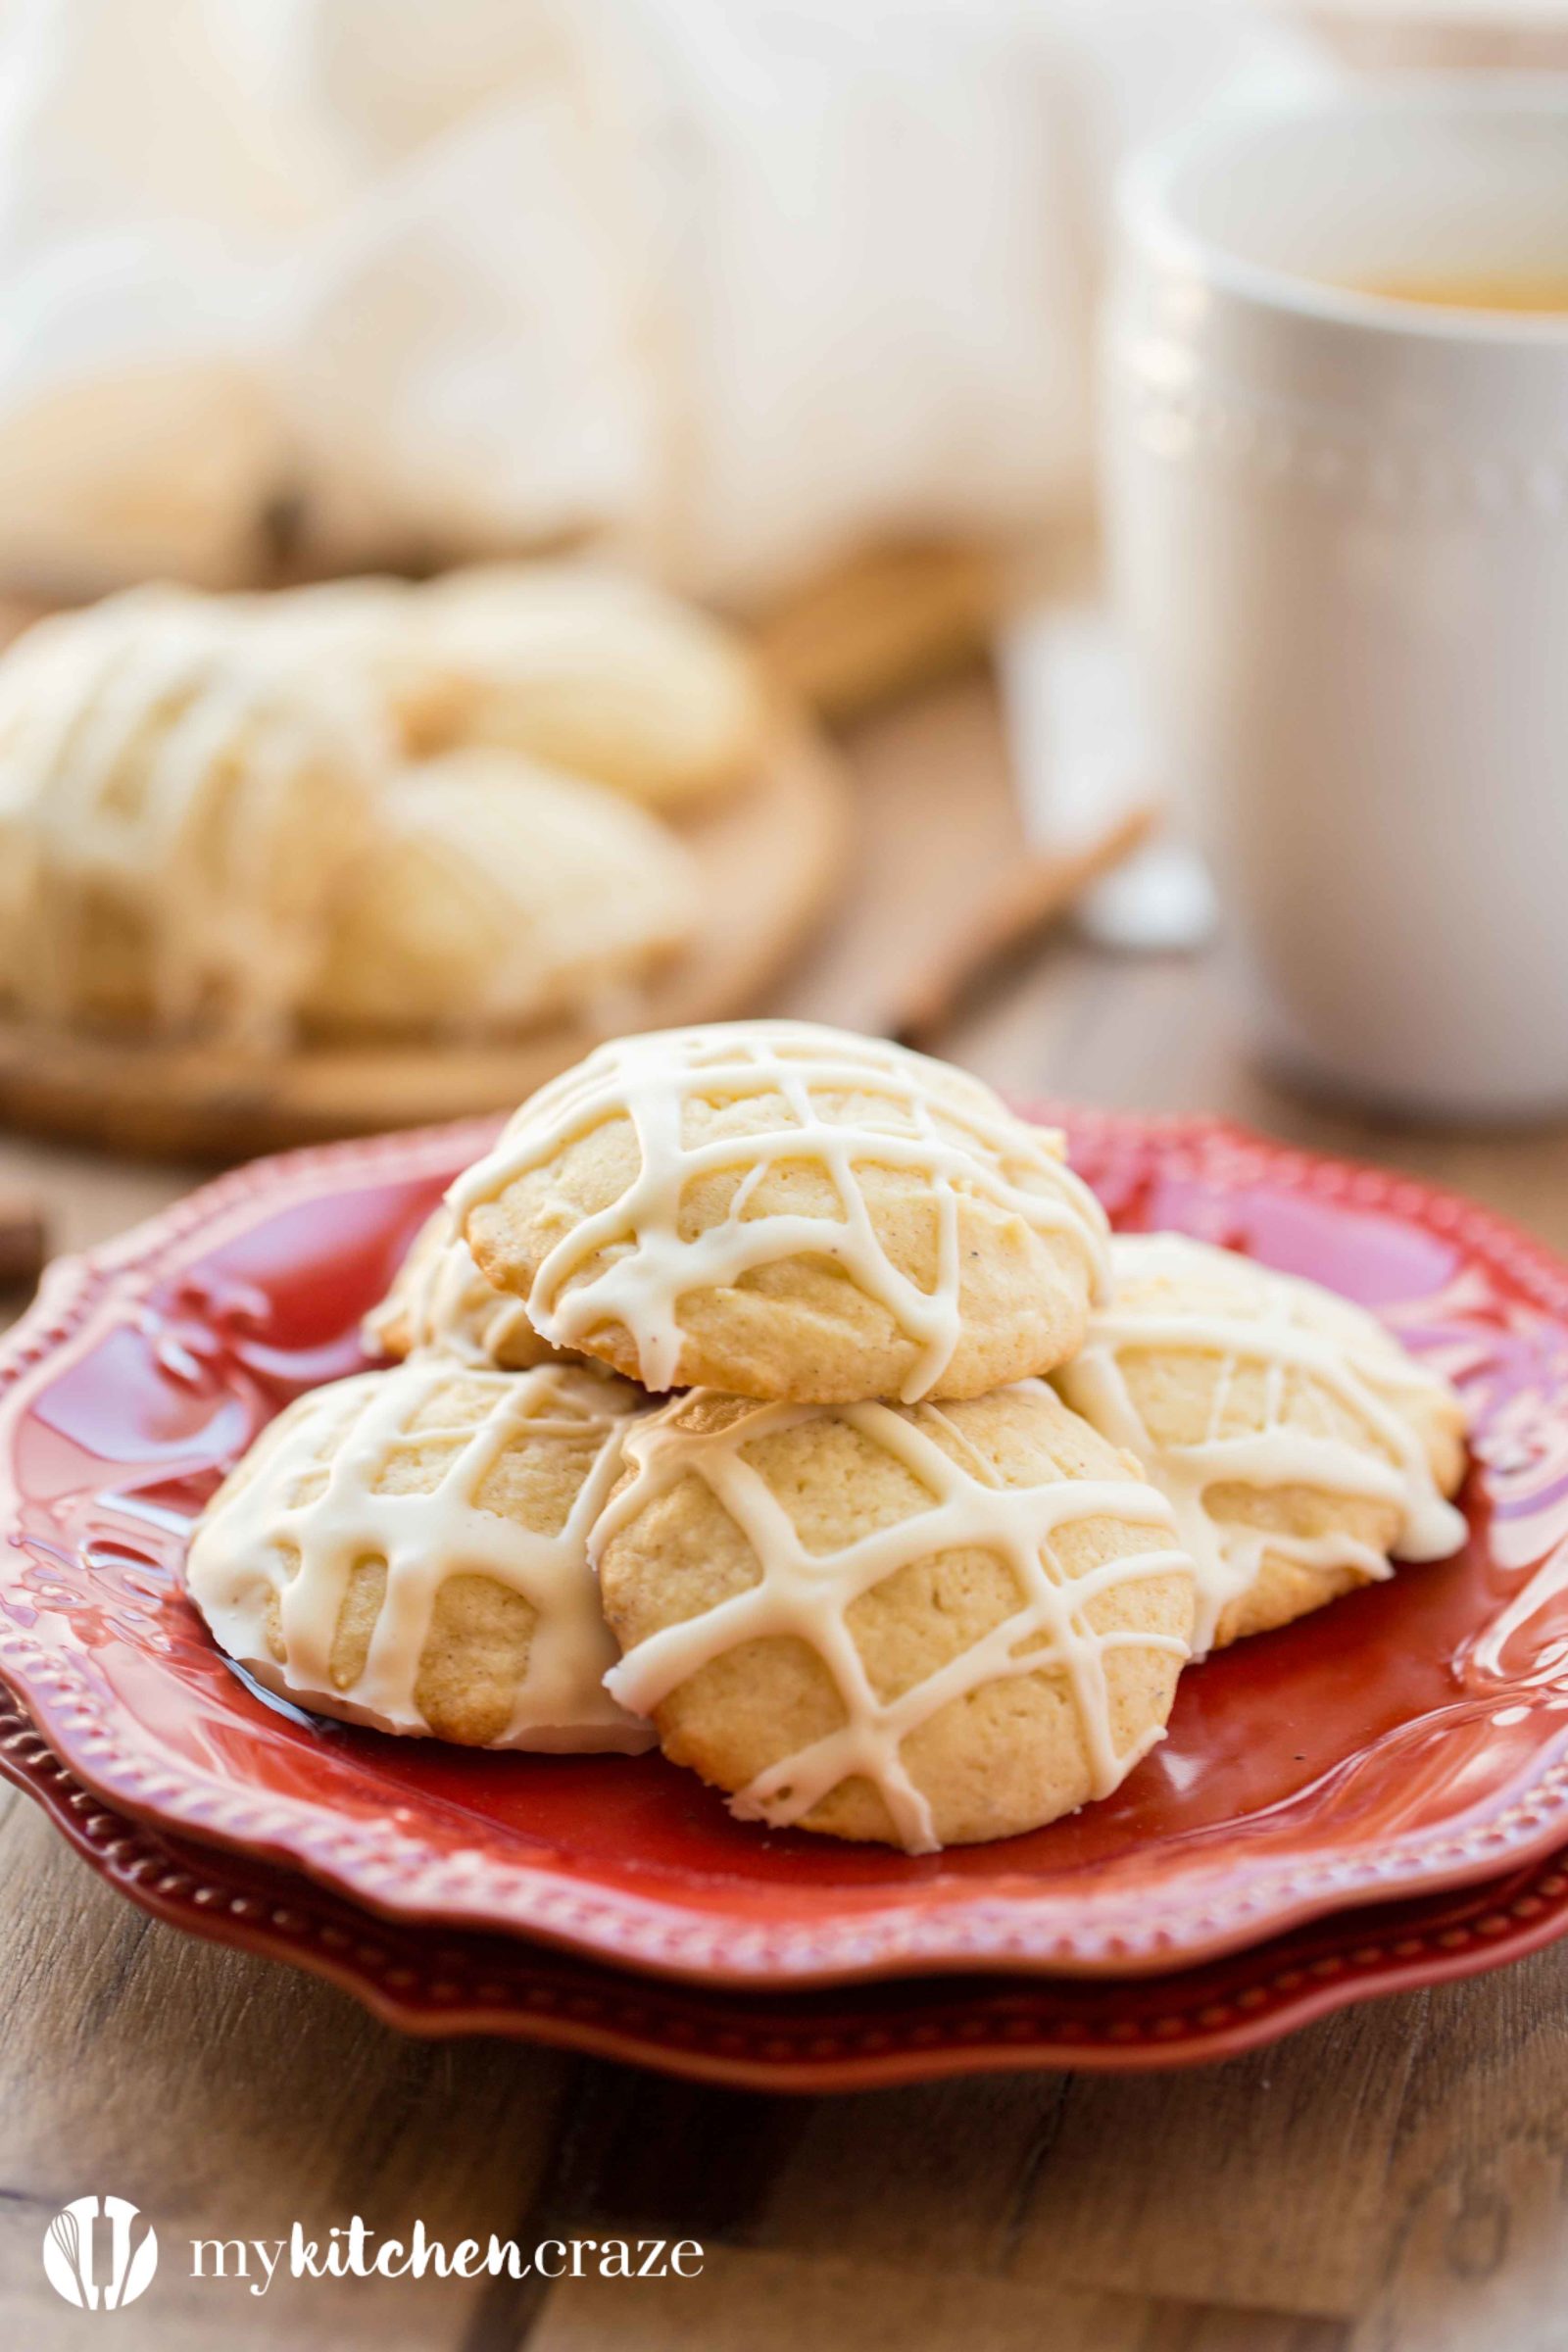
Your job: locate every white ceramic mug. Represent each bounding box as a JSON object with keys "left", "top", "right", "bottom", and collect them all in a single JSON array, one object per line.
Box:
[{"left": 1103, "top": 82, "right": 1568, "bottom": 1121}]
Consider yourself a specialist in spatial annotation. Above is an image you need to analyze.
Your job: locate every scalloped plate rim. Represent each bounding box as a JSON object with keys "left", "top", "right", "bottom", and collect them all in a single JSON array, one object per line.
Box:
[{"left": 5, "top": 1681, "right": 1567, "bottom": 2087}]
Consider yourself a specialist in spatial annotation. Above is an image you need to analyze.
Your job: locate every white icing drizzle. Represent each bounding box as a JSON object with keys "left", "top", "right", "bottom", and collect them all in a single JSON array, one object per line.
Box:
[
  {"left": 591, "top": 1385, "right": 1193, "bottom": 1854},
  {"left": 1054, "top": 1234, "right": 1467, "bottom": 1657},
  {"left": 0, "top": 593, "right": 380, "bottom": 1043},
  {"left": 363, "top": 1206, "right": 552, "bottom": 1369},
  {"left": 186, "top": 1360, "right": 653, "bottom": 1751},
  {"left": 451, "top": 1021, "right": 1112, "bottom": 1400}
]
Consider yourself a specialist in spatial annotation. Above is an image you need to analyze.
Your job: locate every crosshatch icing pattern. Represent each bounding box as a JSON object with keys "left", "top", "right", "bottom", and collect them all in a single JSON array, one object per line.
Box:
[{"left": 452, "top": 1021, "right": 1112, "bottom": 1399}]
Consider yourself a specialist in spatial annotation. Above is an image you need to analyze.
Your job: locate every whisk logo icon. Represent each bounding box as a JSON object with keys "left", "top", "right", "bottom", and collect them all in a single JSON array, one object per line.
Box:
[{"left": 42, "top": 2196, "right": 158, "bottom": 2311}]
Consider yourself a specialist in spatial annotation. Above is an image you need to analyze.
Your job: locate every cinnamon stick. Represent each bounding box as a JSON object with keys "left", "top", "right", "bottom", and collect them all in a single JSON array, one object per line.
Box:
[{"left": 888, "top": 803, "right": 1157, "bottom": 1053}]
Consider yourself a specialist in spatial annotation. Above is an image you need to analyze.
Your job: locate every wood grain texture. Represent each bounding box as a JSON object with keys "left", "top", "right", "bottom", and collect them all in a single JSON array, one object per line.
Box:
[{"left": 4, "top": 672, "right": 1568, "bottom": 2351}]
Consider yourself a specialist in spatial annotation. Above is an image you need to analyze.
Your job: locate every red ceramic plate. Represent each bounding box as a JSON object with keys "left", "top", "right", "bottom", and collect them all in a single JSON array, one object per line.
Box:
[
  {"left": 6, "top": 1678, "right": 1566, "bottom": 2088},
  {"left": 1, "top": 1108, "right": 1566, "bottom": 1989}
]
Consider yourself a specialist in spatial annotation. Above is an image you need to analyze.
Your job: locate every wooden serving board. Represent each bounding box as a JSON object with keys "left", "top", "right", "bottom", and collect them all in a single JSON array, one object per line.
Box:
[
  {"left": 752, "top": 541, "right": 1002, "bottom": 718},
  {"left": 0, "top": 725, "right": 852, "bottom": 1162}
]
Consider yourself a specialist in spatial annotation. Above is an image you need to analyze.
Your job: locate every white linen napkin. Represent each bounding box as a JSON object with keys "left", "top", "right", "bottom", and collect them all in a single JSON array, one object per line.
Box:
[{"left": 0, "top": 0, "right": 1325, "bottom": 605}]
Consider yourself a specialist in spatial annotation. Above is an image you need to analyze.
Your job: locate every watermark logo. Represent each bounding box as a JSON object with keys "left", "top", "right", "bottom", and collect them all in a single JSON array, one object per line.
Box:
[
  {"left": 42, "top": 2197, "right": 159, "bottom": 2312},
  {"left": 41, "top": 2200, "right": 700, "bottom": 2308}
]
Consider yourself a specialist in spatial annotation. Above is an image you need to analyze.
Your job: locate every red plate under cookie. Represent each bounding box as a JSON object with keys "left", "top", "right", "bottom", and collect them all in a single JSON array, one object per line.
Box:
[
  {"left": 6, "top": 1679, "right": 1566, "bottom": 2086},
  {"left": 0, "top": 1108, "right": 1565, "bottom": 1988}
]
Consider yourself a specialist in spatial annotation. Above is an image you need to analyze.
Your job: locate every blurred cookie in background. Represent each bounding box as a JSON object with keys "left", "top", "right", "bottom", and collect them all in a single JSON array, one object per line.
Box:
[
  {"left": 303, "top": 747, "right": 698, "bottom": 1038},
  {"left": 0, "top": 586, "right": 383, "bottom": 1044}
]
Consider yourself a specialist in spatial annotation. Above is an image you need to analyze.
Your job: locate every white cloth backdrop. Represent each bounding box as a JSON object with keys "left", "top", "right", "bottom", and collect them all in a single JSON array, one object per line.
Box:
[{"left": 0, "top": 0, "right": 1326, "bottom": 605}]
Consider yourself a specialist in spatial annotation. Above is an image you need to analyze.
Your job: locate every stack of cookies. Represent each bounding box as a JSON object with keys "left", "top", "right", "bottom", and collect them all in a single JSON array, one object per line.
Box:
[
  {"left": 187, "top": 1020, "right": 1466, "bottom": 1853},
  {"left": 0, "top": 565, "right": 769, "bottom": 1052}
]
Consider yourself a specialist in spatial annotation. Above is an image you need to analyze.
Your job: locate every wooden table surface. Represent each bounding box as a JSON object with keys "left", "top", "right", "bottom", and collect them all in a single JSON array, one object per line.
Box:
[{"left": 4, "top": 673, "right": 1568, "bottom": 2352}]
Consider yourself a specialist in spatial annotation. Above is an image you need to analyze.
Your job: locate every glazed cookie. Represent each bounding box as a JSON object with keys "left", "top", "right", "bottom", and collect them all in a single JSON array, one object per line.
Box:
[
  {"left": 185, "top": 1359, "right": 652, "bottom": 1751},
  {"left": 453, "top": 1021, "right": 1111, "bottom": 1404},
  {"left": 302, "top": 749, "right": 696, "bottom": 1036},
  {"left": 592, "top": 1381, "right": 1195, "bottom": 1851},
  {"left": 239, "top": 574, "right": 413, "bottom": 663},
  {"left": 0, "top": 589, "right": 381, "bottom": 1041},
  {"left": 1053, "top": 1234, "right": 1467, "bottom": 1655},
  {"left": 403, "top": 564, "right": 770, "bottom": 808},
  {"left": 364, "top": 1205, "right": 566, "bottom": 1371}
]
